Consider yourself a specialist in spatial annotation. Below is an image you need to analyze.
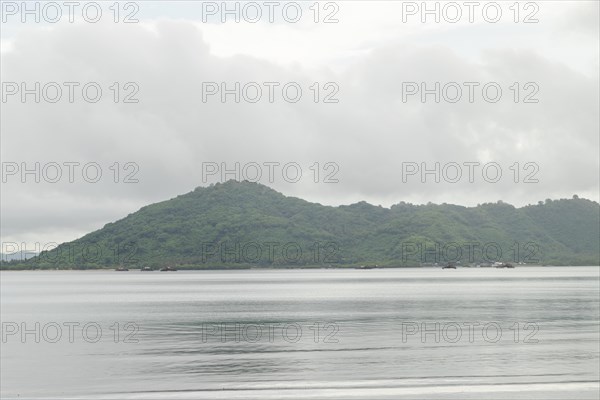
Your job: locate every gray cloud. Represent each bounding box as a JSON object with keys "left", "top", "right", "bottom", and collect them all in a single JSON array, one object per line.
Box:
[{"left": 1, "top": 3, "right": 598, "bottom": 246}]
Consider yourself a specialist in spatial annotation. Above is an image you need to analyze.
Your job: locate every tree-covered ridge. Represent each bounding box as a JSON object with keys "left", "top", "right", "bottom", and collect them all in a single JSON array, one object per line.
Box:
[{"left": 4, "top": 181, "right": 599, "bottom": 269}]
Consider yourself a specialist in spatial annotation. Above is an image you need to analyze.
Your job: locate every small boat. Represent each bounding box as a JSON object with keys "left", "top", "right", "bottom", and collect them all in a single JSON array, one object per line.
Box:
[
  {"left": 115, "top": 267, "right": 129, "bottom": 271},
  {"left": 159, "top": 266, "right": 178, "bottom": 271},
  {"left": 495, "top": 263, "right": 515, "bottom": 268},
  {"left": 355, "top": 265, "right": 377, "bottom": 269},
  {"left": 442, "top": 263, "right": 456, "bottom": 269},
  {"left": 140, "top": 267, "right": 152, "bottom": 271}
]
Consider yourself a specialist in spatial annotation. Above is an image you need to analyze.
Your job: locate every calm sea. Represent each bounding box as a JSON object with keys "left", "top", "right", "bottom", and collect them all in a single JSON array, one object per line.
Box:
[{"left": 1, "top": 267, "right": 599, "bottom": 399}]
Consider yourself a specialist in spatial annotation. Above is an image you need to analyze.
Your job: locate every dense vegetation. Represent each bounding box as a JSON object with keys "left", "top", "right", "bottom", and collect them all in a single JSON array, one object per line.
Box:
[{"left": 3, "top": 181, "right": 599, "bottom": 269}]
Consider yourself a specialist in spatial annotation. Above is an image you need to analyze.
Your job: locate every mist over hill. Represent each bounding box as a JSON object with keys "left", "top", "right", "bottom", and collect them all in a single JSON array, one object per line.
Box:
[{"left": 3, "top": 181, "right": 599, "bottom": 269}]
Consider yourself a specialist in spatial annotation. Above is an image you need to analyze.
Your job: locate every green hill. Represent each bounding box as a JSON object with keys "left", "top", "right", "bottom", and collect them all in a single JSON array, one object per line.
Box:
[{"left": 3, "top": 181, "right": 599, "bottom": 269}]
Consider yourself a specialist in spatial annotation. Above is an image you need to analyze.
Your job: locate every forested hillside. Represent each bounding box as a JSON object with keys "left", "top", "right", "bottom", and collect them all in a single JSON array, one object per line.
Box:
[{"left": 4, "top": 181, "right": 599, "bottom": 269}]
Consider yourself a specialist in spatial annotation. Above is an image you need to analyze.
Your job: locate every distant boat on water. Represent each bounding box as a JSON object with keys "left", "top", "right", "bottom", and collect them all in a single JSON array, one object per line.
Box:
[
  {"left": 495, "top": 263, "right": 515, "bottom": 268},
  {"left": 355, "top": 265, "right": 377, "bottom": 269},
  {"left": 140, "top": 267, "right": 152, "bottom": 271},
  {"left": 442, "top": 263, "right": 456, "bottom": 269},
  {"left": 160, "top": 266, "right": 177, "bottom": 271},
  {"left": 115, "top": 267, "right": 129, "bottom": 271}
]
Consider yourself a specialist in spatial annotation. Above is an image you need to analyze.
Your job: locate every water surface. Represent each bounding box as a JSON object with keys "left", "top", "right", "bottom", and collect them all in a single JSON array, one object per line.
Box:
[{"left": 1, "top": 267, "right": 599, "bottom": 399}]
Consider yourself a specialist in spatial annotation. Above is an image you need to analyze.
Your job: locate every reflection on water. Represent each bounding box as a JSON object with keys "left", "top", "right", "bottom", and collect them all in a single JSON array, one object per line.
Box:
[{"left": 1, "top": 267, "right": 599, "bottom": 399}]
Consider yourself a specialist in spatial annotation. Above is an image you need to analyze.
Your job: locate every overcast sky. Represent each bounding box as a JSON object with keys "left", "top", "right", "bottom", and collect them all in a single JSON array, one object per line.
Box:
[{"left": 1, "top": 1, "right": 599, "bottom": 248}]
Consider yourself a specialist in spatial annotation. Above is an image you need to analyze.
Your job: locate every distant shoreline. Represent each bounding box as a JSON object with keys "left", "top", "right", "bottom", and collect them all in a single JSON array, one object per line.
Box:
[{"left": 3, "top": 265, "right": 598, "bottom": 272}]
